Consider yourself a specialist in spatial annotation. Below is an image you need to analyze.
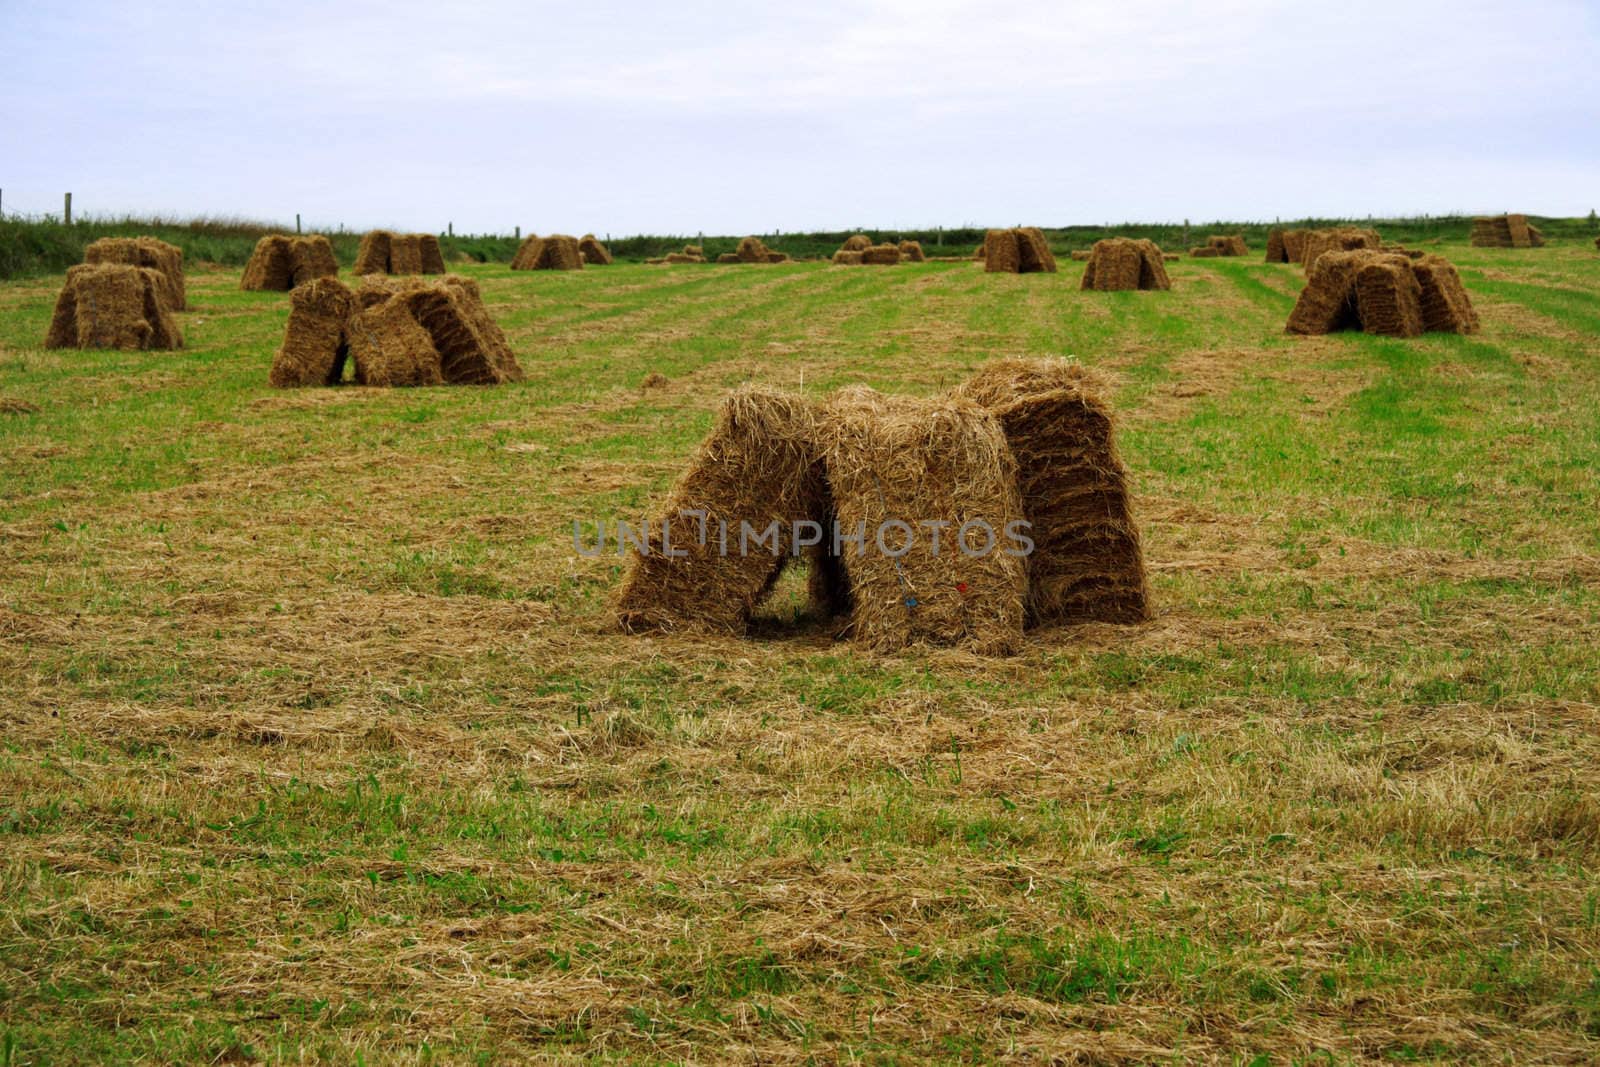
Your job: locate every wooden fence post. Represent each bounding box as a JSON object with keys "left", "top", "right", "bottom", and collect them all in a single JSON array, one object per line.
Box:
[{"left": 64, "top": 192, "right": 72, "bottom": 225}]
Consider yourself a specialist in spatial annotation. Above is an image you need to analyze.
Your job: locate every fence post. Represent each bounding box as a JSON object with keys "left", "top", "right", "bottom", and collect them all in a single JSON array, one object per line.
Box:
[
  {"left": 448, "top": 222, "right": 454, "bottom": 237},
  {"left": 514, "top": 225, "right": 520, "bottom": 240},
  {"left": 64, "top": 192, "right": 72, "bottom": 225},
  {"left": 296, "top": 213, "right": 302, "bottom": 234}
]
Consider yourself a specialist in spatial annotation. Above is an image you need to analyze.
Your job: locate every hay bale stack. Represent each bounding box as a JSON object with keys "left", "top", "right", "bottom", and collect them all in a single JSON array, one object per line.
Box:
[
  {"left": 612, "top": 387, "right": 829, "bottom": 635},
  {"left": 1204, "top": 235, "right": 1247, "bottom": 257},
  {"left": 1286, "top": 250, "right": 1443, "bottom": 337},
  {"left": 578, "top": 235, "right": 613, "bottom": 266},
  {"left": 269, "top": 278, "right": 357, "bottom": 387},
  {"left": 84, "top": 237, "right": 186, "bottom": 310},
  {"left": 510, "top": 234, "right": 583, "bottom": 270},
  {"left": 716, "top": 253, "right": 742, "bottom": 264},
  {"left": 1080, "top": 238, "right": 1171, "bottom": 291},
  {"left": 45, "top": 264, "right": 183, "bottom": 351},
  {"left": 832, "top": 250, "right": 865, "bottom": 265},
  {"left": 734, "top": 236, "right": 772, "bottom": 263},
  {"left": 953, "top": 359, "right": 1149, "bottom": 626},
  {"left": 1162, "top": 253, "right": 1180, "bottom": 262},
  {"left": 354, "top": 230, "right": 446, "bottom": 274},
  {"left": 983, "top": 228, "right": 1057, "bottom": 273},
  {"left": 1189, "top": 247, "right": 1219, "bottom": 258},
  {"left": 1472, "top": 215, "right": 1545, "bottom": 248},
  {"left": 1299, "top": 227, "right": 1381, "bottom": 271},
  {"left": 1412, "top": 255, "right": 1480, "bottom": 334},
  {"left": 1266, "top": 229, "right": 1309, "bottom": 264},
  {"left": 354, "top": 230, "right": 393, "bottom": 274},
  {"left": 662, "top": 252, "right": 704, "bottom": 264},
  {"left": 898, "top": 240, "right": 926, "bottom": 262},
  {"left": 684, "top": 245, "right": 704, "bottom": 258},
  {"left": 840, "top": 234, "right": 872, "bottom": 253},
  {"left": 766, "top": 251, "right": 791, "bottom": 264},
  {"left": 818, "top": 387, "right": 1026, "bottom": 655},
  {"left": 271, "top": 276, "right": 521, "bottom": 388},
  {"left": 242, "top": 234, "right": 340, "bottom": 291},
  {"left": 1069, "top": 250, "right": 1092, "bottom": 261},
  {"left": 860, "top": 244, "right": 903, "bottom": 265}
]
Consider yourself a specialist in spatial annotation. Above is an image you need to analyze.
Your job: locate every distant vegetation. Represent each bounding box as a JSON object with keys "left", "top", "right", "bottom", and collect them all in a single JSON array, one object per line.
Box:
[{"left": 3, "top": 212, "right": 1595, "bottom": 279}]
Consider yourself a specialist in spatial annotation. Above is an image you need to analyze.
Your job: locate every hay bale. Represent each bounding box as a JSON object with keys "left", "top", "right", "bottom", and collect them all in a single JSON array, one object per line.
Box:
[
  {"left": 1281, "top": 230, "right": 1307, "bottom": 264},
  {"left": 817, "top": 387, "right": 1025, "bottom": 655},
  {"left": 579, "top": 234, "right": 613, "bottom": 265},
  {"left": 1188, "top": 246, "right": 1219, "bottom": 258},
  {"left": 270, "top": 278, "right": 357, "bottom": 387},
  {"left": 612, "top": 387, "right": 828, "bottom": 635},
  {"left": 716, "top": 253, "right": 742, "bottom": 264},
  {"left": 354, "top": 230, "right": 394, "bottom": 274},
  {"left": 831, "top": 250, "right": 864, "bottom": 265},
  {"left": 1205, "top": 235, "right": 1247, "bottom": 257},
  {"left": 1265, "top": 229, "right": 1287, "bottom": 263},
  {"left": 1080, "top": 238, "right": 1170, "bottom": 292},
  {"left": 1162, "top": 253, "right": 1180, "bottom": 262},
  {"left": 735, "top": 236, "right": 772, "bottom": 263},
  {"left": 348, "top": 292, "right": 444, "bottom": 387},
  {"left": 684, "top": 245, "right": 704, "bottom": 258},
  {"left": 240, "top": 235, "right": 295, "bottom": 291},
  {"left": 861, "top": 244, "right": 902, "bottom": 265},
  {"left": 953, "top": 359, "right": 1149, "bottom": 626},
  {"left": 984, "top": 230, "right": 1022, "bottom": 273},
  {"left": 291, "top": 235, "right": 340, "bottom": 285},
  {"left": 1069, "top": 250, "right": 1092, "bottom": 261},
  {"left": 396, "top": 278, "right": 523, "bottom": 384},
  {"left": 419, "top": 235, "right": 447, "bottom": 274},
  {"left": 511, "top": 234, "right": 583, "bottom": 270},
  {"left": 388, "top": 234, "right": 425, "bottom": 274},
  {"left": 1299, "top": 227, "right": 1381, "bottom": 271},
  {"left": 898, "top": 240, "right": 926, "bottom": 262},
  {"left": 841, "top": 234, "right": 872, "bottom": 252},
  {"left": 766, "top": 252, "right": 791, "bottom": 264},
  {"left": 85, "top": 237, "right": 185, "bottom": 310},
  {"left": 1017, "top": 227, "right": 1058, "bottom": 273},
  {"left": 663, "top": 252, "right": 703, "bottom": 264},
  {"left": 1287, "top": 250, "right": 1426, "bottom": 337},
  {"left": 44, "top": 264, "right": 183, "bottom": 351},
  {"left": 1412, "top": 255, "right": 1480, "bottom": 334}
]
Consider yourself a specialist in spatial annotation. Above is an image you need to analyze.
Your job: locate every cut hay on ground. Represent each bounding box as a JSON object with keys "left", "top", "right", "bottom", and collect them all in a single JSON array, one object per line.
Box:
[
  {"left": 953, "top": 359, "right": 1150, "bottom": 626},
  {"left": 354, "top": 231, "right": 447, "bottom": 275},
  {"left": 1286, "top": 249, "right": 1477, "bottom": 337},
  {"left": 982, "top": 228, "right": 1057, "bottom": 274},
  {"left": 84, "top": 236, "right": 186, "bottom": 310},
  {"left": 818, "top": 387, "right": 1025, "bottom": 655},
  {"left": 898, "top": 240, "right": 926, "bottom": 262},
  {"left": 45, "top": 264, "right": 183, "bottom": 351},
  {"left": 612, "top": 387, "right": 828, "bottom": 635},
  {"left": 1471, "top": 214, "right": 1546, "bottom": 248},
  {"left": 577, "top": 235, "right": 612, "bottom": 266},
  {"left": 511, "top": 234, "right": 583, "bottom": 271},
  {"left": 1080, "top": 238, "right": 1171, "bottom": 291},
  {"left": 240, "top": 235, "right": 339, "bottom": 292},
  {"left": 1298, "top": 227, "right": 1381, "bottom": 272},
  {"left": 269, "top": 276, "right": 522, "bottom": 388}
]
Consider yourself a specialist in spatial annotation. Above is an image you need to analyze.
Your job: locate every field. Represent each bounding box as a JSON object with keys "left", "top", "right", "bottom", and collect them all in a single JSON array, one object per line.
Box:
[{"left": 2, "top": 241, "right": 1599, "bottom": 1063}]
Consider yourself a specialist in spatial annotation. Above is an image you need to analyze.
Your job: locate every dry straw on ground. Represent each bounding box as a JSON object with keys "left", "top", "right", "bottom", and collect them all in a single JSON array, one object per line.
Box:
[
  {"left": 953, "top": 358, "right": 1150, "bottom": 626},
  {"left": 240, "top": 235, "right": 339, "bottom": 291},
  {"left": 84, "top": 236, "right": 186, "bottom": 310},
  {"left": 511, "top": 235, "right": 584, "bottom": 271},
  {"left": 1287, "top": 250, "right": 1479, "bottom": 337},
  {"left": 45, "top": 264, "right": 183, "bottom": 350},
  {"left": 1079, "top": 238, "right": 1171, "bottom": 291},
  {"left": 268, "top": 276, "right": 522, "bottom": 387},
  {"left": 612, "top": 387, "right": 828, "bottom": 635},
  {"left": 354, "top": 231, "right": 446, "bottom": 275},
  {"left": 1471, "top": 214, "right": 1546, "bottom": 248},
  {"left": 578, "top": 234, "right": 612, "bottom": 265}
]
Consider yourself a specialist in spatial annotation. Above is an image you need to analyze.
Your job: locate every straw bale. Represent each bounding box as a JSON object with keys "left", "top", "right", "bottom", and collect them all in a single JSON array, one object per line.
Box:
[
  {"left": 953, "top": 358, "right": 1150, "bottom": 625},
  {"left": 613, "top": 387, "right": 827, "bottom": 635}
]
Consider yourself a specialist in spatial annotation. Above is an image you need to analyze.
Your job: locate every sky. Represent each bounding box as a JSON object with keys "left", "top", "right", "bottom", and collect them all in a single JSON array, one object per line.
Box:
[{"left": 2, "top": 0, "right": 1597, "bottom": 236}]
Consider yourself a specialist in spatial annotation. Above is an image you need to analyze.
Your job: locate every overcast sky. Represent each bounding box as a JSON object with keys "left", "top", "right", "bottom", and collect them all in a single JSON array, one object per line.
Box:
[{"left": 2, "top": 1, "right": 1596, "bottom": 235}]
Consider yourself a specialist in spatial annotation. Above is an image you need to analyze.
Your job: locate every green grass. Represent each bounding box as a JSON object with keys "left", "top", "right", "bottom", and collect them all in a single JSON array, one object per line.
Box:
[{"left": 1, "top": 237, "right": 1599, "bottom": 1062}]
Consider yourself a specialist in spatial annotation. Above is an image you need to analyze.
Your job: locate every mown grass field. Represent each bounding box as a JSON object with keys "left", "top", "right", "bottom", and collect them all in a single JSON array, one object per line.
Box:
[{"left": 1, "top": 242, "right": 1598, "bottom": 1064}]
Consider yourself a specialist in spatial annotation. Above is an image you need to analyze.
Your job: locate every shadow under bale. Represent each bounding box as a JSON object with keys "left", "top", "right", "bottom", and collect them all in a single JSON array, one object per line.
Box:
[{"left": 45, "top": 264, "right": 183, "bottom": 351}]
